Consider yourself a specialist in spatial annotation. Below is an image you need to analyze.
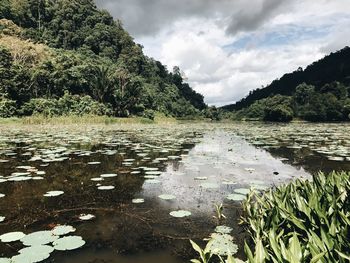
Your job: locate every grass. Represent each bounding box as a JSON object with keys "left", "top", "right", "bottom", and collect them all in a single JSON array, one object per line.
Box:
[{"left": 0, "top": 113, "right": 178, "bottom": 126}]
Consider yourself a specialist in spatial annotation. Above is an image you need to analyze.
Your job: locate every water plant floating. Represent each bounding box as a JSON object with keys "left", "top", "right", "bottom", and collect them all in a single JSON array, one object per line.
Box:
[
  {"left": 53, "top": 236, "right": 86, "bottom": 251},
  {"left": 169, "top": 210, "right": 191, "bottom": 218}
]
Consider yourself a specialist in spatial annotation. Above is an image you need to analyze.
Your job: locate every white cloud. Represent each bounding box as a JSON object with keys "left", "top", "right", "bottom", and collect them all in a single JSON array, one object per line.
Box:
[{"left": 97, "top": 0, "right": 350, "bottom": 105}]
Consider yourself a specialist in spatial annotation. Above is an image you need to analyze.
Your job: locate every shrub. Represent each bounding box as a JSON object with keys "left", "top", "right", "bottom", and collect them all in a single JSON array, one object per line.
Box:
[
  {"left": 142, "top": 109, "right": 155, "bottom": 120},
  {"left": 263, "top": 105, "right": 294, "bottom": 122},
  {"left": 0, "top": 97, "right": 17, "bottom": 117}
]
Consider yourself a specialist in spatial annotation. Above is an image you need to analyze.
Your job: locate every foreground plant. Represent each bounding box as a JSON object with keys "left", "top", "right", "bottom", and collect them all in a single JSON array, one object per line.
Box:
[
  {"left": 213, "top": 203, "right": 226, "bottom": 224},
  {"left": 243, "top": 171, "right": 350, "bottom": 263}
]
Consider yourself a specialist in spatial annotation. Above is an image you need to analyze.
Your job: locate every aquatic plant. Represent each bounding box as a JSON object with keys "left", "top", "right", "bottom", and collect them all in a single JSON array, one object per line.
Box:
[
  {"left": 242, "top": 171, "right": 350, "bottom": 263},
  {"left": 213, "top": 203, "right": 226, "bottom": 224}
]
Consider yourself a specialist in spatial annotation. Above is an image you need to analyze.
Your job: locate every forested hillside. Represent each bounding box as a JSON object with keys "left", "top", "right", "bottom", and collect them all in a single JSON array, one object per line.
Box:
[
  {"left": 0, "top": 0, "right": 206, "bottom": 119},
  {"left": 223, "top": 47, "right": 350, "bottom": 122}
]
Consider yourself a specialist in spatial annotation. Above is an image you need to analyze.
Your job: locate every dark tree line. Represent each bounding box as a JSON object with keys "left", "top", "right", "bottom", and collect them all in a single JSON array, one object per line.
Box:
[{"left": 231, "top": 82, "right": 350, "bottom": 122}]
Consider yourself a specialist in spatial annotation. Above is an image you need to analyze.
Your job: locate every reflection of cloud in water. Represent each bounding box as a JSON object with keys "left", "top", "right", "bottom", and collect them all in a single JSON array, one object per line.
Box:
[{"left": 141, "top": 130, "right": 310, "bottom": 214}]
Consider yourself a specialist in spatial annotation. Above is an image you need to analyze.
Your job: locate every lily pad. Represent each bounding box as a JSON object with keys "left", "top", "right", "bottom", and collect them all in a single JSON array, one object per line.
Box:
[
  {"left": 169, "top": 210, "right": 191, "bottom": 218},
  {"left": 200, "top": 182, "right": 219, "bottom": 189},
  {"left": 79, "top": 214, "right": 95, "bottom": 221},
  {"left": 158, "top": 194, "right": 176, "bottom": 200},
  {"left": 145, "top": 179, "right": 161, "bottom": 184},
  {"left": 226, "top": 194, "right": 246, "bottom": 201},
  {"left": 132, "top": 198, "right": 145, "bottom": 204},
  {"left": 53, "top": 236, "right": 85, "bottom": 251},
  {"left": 52, "top": 225, "right": 76, "bottom": 236},
  {"left": 207, "top": 233, "right": 238, "bottom": 256},
  {"left": 97, "top": 186, "right": 115, "bottom": 190},
  {"left": 91, "top": 177, "right": 104, "bottom": 182},
  {"left": 21, "top": 231, "right": 58, "bottom": 246},
  {"left": 0, "top": 232, "right": 26, "bottom": 243},
  {"left": 12, "top": 245, "right": 54, "bottom": 263},
  {"left": 100, "top": 174, "right": 117, "bottom": 178},
  {"left": 43, "top": 191, "right": 64, "bottom": 197},
  {"left": 234, "top": 188, "right": 250, "bottom": 195},
  {"left": 88, "top": 162, "right": 101, "bottom": 165},
  {"left": 215, "top": 225, "right": 233, "bottom": 234}
]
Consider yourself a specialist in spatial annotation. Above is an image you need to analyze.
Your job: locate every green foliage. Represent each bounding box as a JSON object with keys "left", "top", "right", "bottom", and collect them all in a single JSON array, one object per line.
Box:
[
  {"left": 0, "top": 97, "right": 17, "bottom": 117},
  {"left": 242, "top": 171, "right": 350, "bottom": 263},
  {"left": 295, "top": 82, "right": 348, "bottom": 122},
  {"left": 0, "top": 0, "right": 206, "bottom": 118},
  {"left": 142, "top": 109, "right": 155, "bottom": 120},
  {"left": 263, "top": 95, "right": 294, "bottom": 122},
  {"left": 20, "top": 92, "right": 112, "bottom": 117},
  {"left": 230, "top": 82, "right": 350, "bottom": 122}
]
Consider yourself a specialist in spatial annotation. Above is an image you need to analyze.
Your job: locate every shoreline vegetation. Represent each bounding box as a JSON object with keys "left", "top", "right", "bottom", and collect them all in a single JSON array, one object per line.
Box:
[{"left": 190, "top": 171, "right": 350, "bottom": 263}]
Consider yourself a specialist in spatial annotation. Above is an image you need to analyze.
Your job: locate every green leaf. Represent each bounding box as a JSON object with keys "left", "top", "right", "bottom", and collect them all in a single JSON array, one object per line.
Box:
[
  {"left": 335, "top": 250, "right": 350, "bottom": 261},
  {"left": 310, "top": 251, "right": 327, "bottom": 263}
]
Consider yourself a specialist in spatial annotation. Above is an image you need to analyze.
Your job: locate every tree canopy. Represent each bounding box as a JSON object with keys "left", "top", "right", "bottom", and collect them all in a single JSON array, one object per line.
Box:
[{"left": 0, "top": 0, "right": 206, "bottom": 119}]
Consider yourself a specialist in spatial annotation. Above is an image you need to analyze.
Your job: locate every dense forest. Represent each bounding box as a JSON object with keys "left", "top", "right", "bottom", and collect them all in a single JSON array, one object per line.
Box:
[
  {"left": 223, "top": 47, "right": 350, "bottom": 122},
  {"left": 0, "top": 0, "right": 206, "bottom": 119}
]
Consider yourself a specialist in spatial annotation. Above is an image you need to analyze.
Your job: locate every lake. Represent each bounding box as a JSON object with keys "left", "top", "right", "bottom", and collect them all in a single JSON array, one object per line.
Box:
[{"left": 0, "top": 122, "right": 349, "bottom": 262}]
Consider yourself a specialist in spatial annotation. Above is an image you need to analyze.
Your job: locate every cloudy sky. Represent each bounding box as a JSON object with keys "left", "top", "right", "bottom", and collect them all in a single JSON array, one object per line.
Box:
[{"left": 95, "top": 0, "right": 350, "bottom": 106}]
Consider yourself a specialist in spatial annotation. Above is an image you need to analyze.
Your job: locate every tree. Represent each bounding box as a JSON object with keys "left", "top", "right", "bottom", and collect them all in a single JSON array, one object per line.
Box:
[{"left": 90, "top": 65, "right": 114, "bottom": 103}]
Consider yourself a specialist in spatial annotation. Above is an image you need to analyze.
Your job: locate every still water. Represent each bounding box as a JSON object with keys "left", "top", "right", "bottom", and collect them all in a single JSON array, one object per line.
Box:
[{"left": 0, "top": 123, "right": 349, "bottom": 262}]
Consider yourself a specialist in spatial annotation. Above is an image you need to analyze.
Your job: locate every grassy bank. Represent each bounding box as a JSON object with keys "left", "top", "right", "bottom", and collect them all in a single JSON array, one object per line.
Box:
[{"left": 0, "top": 113, "right": 178, "bottom": 126}]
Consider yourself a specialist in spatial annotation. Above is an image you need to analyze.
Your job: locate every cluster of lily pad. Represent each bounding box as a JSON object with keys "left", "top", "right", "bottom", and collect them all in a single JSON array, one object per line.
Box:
[
  {"left": 232, "top": 123, "right": 350, "bottom": 165},
  {"left": 0, "top": 225, "right": 85, "bottom": 263}
]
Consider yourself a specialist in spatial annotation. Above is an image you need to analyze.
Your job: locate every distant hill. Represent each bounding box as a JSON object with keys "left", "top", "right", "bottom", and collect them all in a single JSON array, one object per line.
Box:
[
  {"left": 0, "top": 0, "right": 206, "bottom": 119},
  {"left": 223, "top": 47, "right": 350, "bottom": 111}
]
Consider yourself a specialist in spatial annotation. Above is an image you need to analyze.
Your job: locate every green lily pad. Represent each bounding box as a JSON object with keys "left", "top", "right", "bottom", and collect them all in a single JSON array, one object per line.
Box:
[
  {"left": 226, "top": 194, "right": 246, "bottom": 201},
  {"left": 91, "top": 177, "right": 104, "bottom": 181},
  {"left": 145, "top": 171, "right": 162, "bottom": 175},
  {"left": 43, "top": 191, "right": 64, "bottom": 197},
  {"left": 200, "top": 183, "right": 219, "bottom": 189},
  {"left": 97, "top": 186, "right": 114, "bottom": 190},
  {"left": 234, "top": 188, "right": 250, "bottom": 195},
  {"left": 207, "top": 233, "right": 238, "bottom": 256},
  {"left": 215, "top": 225, "right": 233, "bottom": 234},
  {"left": 158, "top": 194, "right": 176, "bottom": 200},
  {"left": 53, "top": 236, "right": 85, "bottom": 251},
  {"left": 132, "top": 198, "right": 144, "bottom": 204},
  {"left": 0, "top": 232, "right": 26, "bottom": 243},
  {"left": 169, "top": 210, "right": 191, "bottom": 218},
  {"left": 12, "top": 245, "right": 54, "bottom": 263},
  {"left": 79, "top": 214, "right": 95, "bottom": 221},
  {"left": 52, "top": 225, "right": 76, "bottom": 236},
  {"left": 21, "top": 231, "right": 58, "bottom": 246},
  {"left": 88, "top": 162, "right": 101, "bottom": 165},
  {"left": 100, "top": 174, "right": 117, "bottom": 178},
  {"left": 145, "top": 179, "right": 161, "bottom": 184},
  {"left": 222, "top": 181, "right": 237, "bottom": 185}
]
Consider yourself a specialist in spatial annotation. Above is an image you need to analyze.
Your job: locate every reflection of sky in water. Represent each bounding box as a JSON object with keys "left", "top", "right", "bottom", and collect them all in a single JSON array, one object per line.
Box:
[{"left": 141, "top": 130, "right": 310, "bottom": 214}]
